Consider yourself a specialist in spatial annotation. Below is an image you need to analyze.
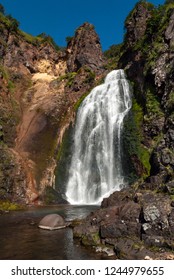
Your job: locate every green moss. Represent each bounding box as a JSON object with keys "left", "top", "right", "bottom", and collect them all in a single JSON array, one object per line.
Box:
[
  {"left": 145, "top": 89, "right": 164, "bottom": 121},
  {"left": 125, "top": 2, "right": 173, "bottom": 75},
  {"left": 0, "top": 200, "right": 24, "bottom": 211},
  {"left": 123, "top": 97, "right": 151, "bottom": 182},
  {"left": 7, "top": 80, "right": 15, "bottom": 93},
  {"left": 0, "top": 35, "right": 7, "bottom": 48},
  {"left": 18, "top": 30, "right": 42, "bottom": 45},
  {"left": 81, "top": 232, "right": 100, "bottom": 246},
  {"left": 74, "top": 91, "right": 90, "bottom": 111},
  {"left": 57, "top": 72, "right": 77, "bottom": 87},
  {"left": 83, "top": 67, "right": 96, "bottom": 84},
  {"left": 0, "top": 64, "right": 16, "bottom": 93},
  {"left": 66, "top": 36, "right": 73, "bottom": 44},
  {"left": 104, "top": 44, "right": 123, "bottom": 70},
  {"left": 166, "top": 91, "right": 174, "bottom": 112},
  {"left": 42, "top": 186, "right": 60, "bottom": 205},
  {"left": 0, "top": 13, "right": 12, "bottom": 29},
  {"left": 55, "top": 124, "right": 74, "bottom": 194},
  {"left": 0, "top": 64, "right": 9, "bottom": 81},
  {"left": 37, "top": 33, "right": 61, "bottom": 51}
]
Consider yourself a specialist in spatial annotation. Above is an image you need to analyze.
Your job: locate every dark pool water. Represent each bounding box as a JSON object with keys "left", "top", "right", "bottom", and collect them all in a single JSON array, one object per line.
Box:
[{"left": 0, "top": 205, "right": 103, "bottom": 260}]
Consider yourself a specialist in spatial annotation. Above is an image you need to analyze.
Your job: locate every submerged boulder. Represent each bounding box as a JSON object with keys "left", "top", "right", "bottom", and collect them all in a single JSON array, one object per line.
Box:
[{"left": 38, "top": 214, "right": 67, "bottom": 230}]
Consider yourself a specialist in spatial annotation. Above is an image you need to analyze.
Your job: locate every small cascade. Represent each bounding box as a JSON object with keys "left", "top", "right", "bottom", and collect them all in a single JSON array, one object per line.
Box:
[{"left": 66, "top": 69, "right": 132, "bottom": 204}]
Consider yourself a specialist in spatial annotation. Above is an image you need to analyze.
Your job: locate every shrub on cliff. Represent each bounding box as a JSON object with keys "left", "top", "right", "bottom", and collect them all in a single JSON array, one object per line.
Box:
[
  {"left": 37, "top": 33, "right": 60, "bottom": 51},
  {"left": 6, "top": 15, "right": 19, "bottom": 31}
]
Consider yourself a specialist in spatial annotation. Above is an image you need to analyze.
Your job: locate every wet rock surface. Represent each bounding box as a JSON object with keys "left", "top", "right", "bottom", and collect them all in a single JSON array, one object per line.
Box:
[{"left": 73, "top": 188, "right": 174, "bottom": 259}]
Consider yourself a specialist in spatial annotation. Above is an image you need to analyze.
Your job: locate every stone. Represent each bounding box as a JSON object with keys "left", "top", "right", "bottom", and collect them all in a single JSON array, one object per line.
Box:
[
  {"left": 38, "top": 214, "right": 67, "bottom": 230},
  {"left": 142, "top": 235, "right": 166, "bottom": 248},
  {"left": 165, "top": 181, "right": 174, "bottom": 195},
  {"left": 95, "top": 246, "right": 115, "bottom": 257},
  {"left": 169, "top": 209, "right": 174, "bottom": 234},
  {"left": 143, "top": 205, "right": 160, "bottom": 223},
  {"left": 161, "top": 149, "right": 174, "bottom": 166},
  {"left": 100, "top": 222, "right": 127, "bottom": 239},
  {"left": 124, "top": 2, "right": 151, "bottom": 48},
  {"left": 165, "top": 10, "right": 174, "bottom": 47},
  {"left": 66, "top": 22, "right": 104, "bottom": 73}
]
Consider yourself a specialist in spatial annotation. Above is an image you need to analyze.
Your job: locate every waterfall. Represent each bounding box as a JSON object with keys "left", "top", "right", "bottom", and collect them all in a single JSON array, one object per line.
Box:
[{"left": 66, "top": 69, "right": 132, "bottom": 205}]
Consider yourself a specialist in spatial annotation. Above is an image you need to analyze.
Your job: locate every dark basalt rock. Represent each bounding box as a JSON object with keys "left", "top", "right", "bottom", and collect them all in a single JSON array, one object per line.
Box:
[{"left": 73, "top": 188, "right": 174, "bottom": 259}]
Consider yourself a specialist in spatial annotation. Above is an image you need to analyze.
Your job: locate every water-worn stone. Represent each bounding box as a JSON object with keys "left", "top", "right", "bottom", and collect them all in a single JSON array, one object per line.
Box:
[{"left": 38, "top": 214, "right": 67, "bottom": 230}]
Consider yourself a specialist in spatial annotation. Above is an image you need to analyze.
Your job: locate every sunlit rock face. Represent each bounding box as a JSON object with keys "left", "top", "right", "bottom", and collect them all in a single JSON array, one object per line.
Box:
[
  {"left": 66, "top": 22, "right": 104, "bottom": 73},
  {"left": 0, "top": 18, "right": 106, "bottom": 204}
]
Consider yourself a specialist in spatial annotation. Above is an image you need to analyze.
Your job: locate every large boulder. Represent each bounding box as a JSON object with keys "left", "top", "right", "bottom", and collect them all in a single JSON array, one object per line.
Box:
[{"left": 38, "top": 214, "right": 67, "bottom": 230}]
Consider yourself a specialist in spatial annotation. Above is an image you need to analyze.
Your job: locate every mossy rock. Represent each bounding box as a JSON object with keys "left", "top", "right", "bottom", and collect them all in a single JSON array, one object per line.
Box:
[
  {"left": 81, "top": 232, "right": 101, "bottom": 246},
  {"left": 0, "top": 200, "right": 24, "bottom": 211}
]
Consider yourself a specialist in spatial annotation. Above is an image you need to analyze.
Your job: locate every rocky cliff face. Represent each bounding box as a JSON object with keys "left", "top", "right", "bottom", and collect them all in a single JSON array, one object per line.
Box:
[
  {"left": 1, "top": 0, "right": 174, "bottom": 260},
  {"left": 0, "top": 14, "right": 105, "bottom": 204},
  {"left": 67, "top": 22, "right": 104, "bottom": 73},
  {"left": 119, "top": 1, "right": 174, "bottom": 193},
  {"left": 72, "top": 1, "right": 174, "bottom": 260}
]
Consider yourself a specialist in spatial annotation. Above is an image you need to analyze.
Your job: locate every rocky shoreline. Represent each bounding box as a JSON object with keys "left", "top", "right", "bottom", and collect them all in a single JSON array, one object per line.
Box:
[{"left": 72, "top": 187, "right": 174, "bottom": 260}]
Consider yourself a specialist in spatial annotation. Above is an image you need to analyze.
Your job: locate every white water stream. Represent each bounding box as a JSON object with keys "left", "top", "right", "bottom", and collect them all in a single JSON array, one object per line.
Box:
[{"left": 66, "top": 69, "right": 132, "bottom": 204}]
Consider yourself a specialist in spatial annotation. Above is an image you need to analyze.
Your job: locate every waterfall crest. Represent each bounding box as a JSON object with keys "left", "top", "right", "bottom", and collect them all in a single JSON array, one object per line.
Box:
[{"left": 66, "top": 69, "right": 132, "bottom": 205}]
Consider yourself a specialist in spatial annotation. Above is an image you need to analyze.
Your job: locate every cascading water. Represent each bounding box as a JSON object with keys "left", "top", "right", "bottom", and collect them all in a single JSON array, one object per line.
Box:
[{"left": 66, "top": 69, "right": 132, "bottom": 205}]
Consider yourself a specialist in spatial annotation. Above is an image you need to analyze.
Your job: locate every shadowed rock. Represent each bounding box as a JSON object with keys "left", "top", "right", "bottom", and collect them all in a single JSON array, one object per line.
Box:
[{"left": 38, "top": 214, "right": 67, "bottom": 230}]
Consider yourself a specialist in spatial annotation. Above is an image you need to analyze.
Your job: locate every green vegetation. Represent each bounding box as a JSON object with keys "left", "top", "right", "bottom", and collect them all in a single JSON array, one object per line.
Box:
[
  {"left": 145, "top": 88, "right": 164, "bottom": 121},
  {"left": 74, "top": 91, "right": 90, "bottom": 111},
  {"left": 83, "top": 67, "right": 96, "bottom": 84},
  {"left": 123, "top": 1, "right": 174, "bottom": 75},
  {"left": 104, "top": 44, "right": 122, "bottom": 70},
  {"left": 125, "top": 0, "right": 154, "bottom": 30},
  {"left": 57, "top": 72, "right": 77, "bottom": 87},
  {"left": 18, "top": 30, "right": 42, "bottom": 45},
  {"left": 0, "top": 11, "right": 61, "bottom": 50},
  {"left": 55, "top": 67, "right": 95, "bottom": 89},
  {"left": 55, "top": 125, "right": 74, "bottom": 195},
  {"left": 0, "top": 64, "right": 15, "bottom": 93},
  {"left": 6, "top": 15, "right": 19, "bottom": 31},
  {"left": 66, "top": 36, "right": 73, "bottom": 44},
  {"left": 145, "top": 5, "right": 173, "bottom": 70},
  {"left": 165, "top": 0, "right": 174, "bottom": 4},
  {"left": 0, "top": 12, "right": 19, "bottom": 32},
  {"left": 81, "top": 232, "right": 100, "bottom": 246},
  {"left": 119, "top": 0, "right": 174, "bottom": 183},
  {"left": 166, "top": 91, "right": 174, "bottom": 112},
  {"left": 123, "top": 97, "right": 151, "bottom": 182},
  {"left": 0, "top": 200, "right": 23, "bottom": 211},
  {"left": 37, "top": 33, "right": 61, "bottom": 51},
  {"left": 0, "top": 64, "right": 9, "bottom": 80}
]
